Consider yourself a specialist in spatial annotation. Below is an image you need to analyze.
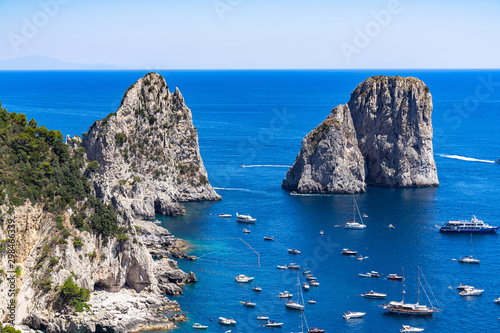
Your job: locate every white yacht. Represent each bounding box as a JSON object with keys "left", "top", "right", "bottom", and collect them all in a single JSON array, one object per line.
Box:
[
  {"left": 218, "top": 317, "right": 236, "bottom": 325},
  {"left": 362, "top": 290, "right": 387, "bottom": 299},
  {"left": 236, "top": 213, "right": 256, "bottom": 223},
  {"left": 303, "top": 282, "right": 310, "bottom": 290},
  {"left": 192, "top": 323, "right": 208, "bottom": 329},
  {"left": 278, "top": 291, "right": 293, "bottom": 298},
  {"left": 457, "top": 283, "right": 474, "bottom": 290},
  {"left": 243, "top": 301, "right": 256, "bottom": 307},
  {"left": 400, "top": 325, "right": 424, "bottom": 332},
  {"left": 343, "top": 311, "right": 366, "bottom": 319},
  {"left": 277, "top": 265, "right": 288, "bottom": 270},
  {"left": 235, "top": 274, "right": 254, "bottom": 283},
  {"left": 288, "top": 248, "right": 301, "bottom": 254},
  {"left": 286, "top": 300, "right": 305, "bottom": 310},
  {"left": 264, "top": 321, "right": 283, "bottom": 327},
  {"left": 257, "top": 315, "right": 269, "bottom": 320},
  {"left": 345, "top": 196, "right": 367, "bottom": 229},
  {"left": 459, "top": 287, "right": 484, "bottom": 296},
  {"left": 439, "top": 215, "right": 498, "bottom": 233}
]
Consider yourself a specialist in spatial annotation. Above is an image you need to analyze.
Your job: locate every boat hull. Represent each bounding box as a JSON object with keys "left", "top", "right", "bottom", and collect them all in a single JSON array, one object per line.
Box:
[
  {"left": 439, "top": 228, "right": 498, "bottom": 233},
  {"left": 385, "top": 307, "right": 436, "bottom": 316}
]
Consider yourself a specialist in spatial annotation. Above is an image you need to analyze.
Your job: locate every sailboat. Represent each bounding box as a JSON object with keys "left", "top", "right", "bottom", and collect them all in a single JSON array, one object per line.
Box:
[
  {"left": 383, "top": 267, "right": 441, "bottom": 316},
  {"left": 289, "top": 273, "right": 324, "bottom": 333},
  {"left": 345, "top": 195, "right": 366, "bottom": 229},
  {"left": 458, "top": 234, "right": 480, "bottom": 264},
  {"left": 286, "top": 274, "right": 304, "bottom": 310}
]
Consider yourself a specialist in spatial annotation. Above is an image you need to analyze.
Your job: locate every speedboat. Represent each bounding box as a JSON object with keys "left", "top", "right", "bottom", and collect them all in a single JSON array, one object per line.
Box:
[
  {"left": 457, "top": 283, "right": 474, "bottom": 290},
  {"left": 218, "top": 214, "right": 232, "bottom": 218},
  {"left": 362, "top": 290, "right": 387, "bottom": 299},
  {"left": 218, "top": 317, "right": 236, "bottom": 325},
  {"left": 264, "top": 321, "right": 283, "bottom": 327},
  {"left": 309, "top": 280, "right": 320, "bottom": 286},
  {"left": 153, "top": 220, "right": 161, "bottom": 224},
  {"left": 357, "top": 255, "right": 364, "bottom": 261},
  {"left": 400, "top": 325, "right": 424, "bottom": 333},
  {"left": 303, "top": 282, "right": 310, "bottom": 290},
  {"left": 236, "top": 213, "right": 256, "bottom": 223},
  {"left": 345, "top": 221, "right": 367, "bottom": 229},
  {"left": 252, "top": 286, "right": 262, "bottom": 292},
  {"left": 242, "top": 229, "right": 251, "bottom": 233},
  {"left": 306, "top": 275, "right": 317, "bottom": 280},
  {"left": 288, "top": 248, "right": 301, "bottom": 254},
  {"left": 388, "top": 273, "right": 403, "bottom": 280},
  {"left": 235, "top": 274, "right": 254, "bottom": 283},
  {"left": 308, "top": 299, "right": 316, "bottom": 304},
  {"left": 302, "top": 270, "right": 311, "bottom": 274},
  {"left": 388, "top": 224, "right": 395, "bottom": 229},
  {"left": 285, "top": 300, "right": 304, "bottom": 310},
  {"left": 360, "top": 271, "right": 379, "bottom": 278},
  {"left": 278, "top": 291, "right": 293, "bottom": 298},
  {"left": 277, "top": 265, "right": 288, "bottom": 270},
  {"left": 308, "top": 328, "right": 325, "bottom": 333},
  {"left": 439, "top": 215, "right": 498, "bottom": 233},
  {"left": 192, "top": 323, "right": 208, "bottom": 329},
  {"left": 343, "top": 311, "right": 366, "bottom": 319},
  {"left": 459, "top": 287, "right": 484, "bottom": 296},
  {"left": 243, "top": 301, "right": 256, "bottom": 307},
  {"left": 458, "top": 255, "right": 480, "bottom": 264},
  {"left": 319, "top": 230, "right": 324, "bottom": 235},
  {"left": 341, "top": 248, "right": 357, "bottom": 255},
  {"left": 257, "top": 315, "right": 269, "bottom": 320},
  {"left": 264, "top": 236, "right": 275, "bottom": 241},
  {"left": 288, "top": 263, "right": 300, "bottom": 270}
]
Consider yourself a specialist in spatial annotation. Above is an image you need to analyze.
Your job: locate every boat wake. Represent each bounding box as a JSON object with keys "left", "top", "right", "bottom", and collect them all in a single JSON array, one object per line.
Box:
[
  {"left": 438, "top": 154, "right": 495, "bottom": 164},
  {"left": 213, "top": 187, "right": 252, "bottom": 192},
  {"left": 241, "top": 165, "right": 291, "bottom": 168}
]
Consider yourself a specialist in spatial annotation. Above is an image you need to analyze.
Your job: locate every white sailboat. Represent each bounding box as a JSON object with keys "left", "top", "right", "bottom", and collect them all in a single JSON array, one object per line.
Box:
[
  {"left": 289, "top": 273, "right": 324, "bottom": 333},
  {"left": 345, "top": 195, "right": 367, "bottom": 229},
  {"left": 458, "top": 234, "right": 480, "bottom": 264}
]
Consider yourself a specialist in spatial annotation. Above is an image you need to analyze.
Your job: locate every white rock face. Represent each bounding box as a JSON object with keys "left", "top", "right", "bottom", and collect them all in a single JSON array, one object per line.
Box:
[
  {"left": 282, "top": 76, "right": 439, "bottom": 192},
  {"left": 81, "top": 72, "right": 221, "bottom": 219},
  {"left": 282, "top": 104, "right": 366, "bottom": 193}
]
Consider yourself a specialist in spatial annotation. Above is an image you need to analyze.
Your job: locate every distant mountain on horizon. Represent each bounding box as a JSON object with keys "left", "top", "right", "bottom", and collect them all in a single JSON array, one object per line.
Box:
[{"left": 0, "top": 55, "right": 127, "bottom": 70}]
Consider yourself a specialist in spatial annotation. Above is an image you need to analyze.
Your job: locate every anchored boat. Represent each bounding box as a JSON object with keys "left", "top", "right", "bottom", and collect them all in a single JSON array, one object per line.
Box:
[{"left": 439, "top": 215, "right": 498, "bottom": 233}]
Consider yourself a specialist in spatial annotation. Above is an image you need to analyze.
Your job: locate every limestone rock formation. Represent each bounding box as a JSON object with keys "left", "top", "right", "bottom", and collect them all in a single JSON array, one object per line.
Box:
[
  {"left": 81, "top": 72, "right": 220, "bottom": 219},
  {"left": 348, "top": 76, "right": 438, "bottom": 187},
  {"left": 282, "top": 76, "right": 438, "bottom": 193},
  {"left": 282, "top": 104, "right": 366, "bottom": 193}
]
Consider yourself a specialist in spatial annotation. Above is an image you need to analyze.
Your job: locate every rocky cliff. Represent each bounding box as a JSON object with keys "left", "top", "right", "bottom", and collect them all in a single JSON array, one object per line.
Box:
[
  {"left": 282, "top": 76, "right": 439, "bottom": 193},
  {"left": 282, "top": 104, "right": 365, "bottom": 193},
  {"left": 80, "top": 72, "right": 220, "bottom": 219}
]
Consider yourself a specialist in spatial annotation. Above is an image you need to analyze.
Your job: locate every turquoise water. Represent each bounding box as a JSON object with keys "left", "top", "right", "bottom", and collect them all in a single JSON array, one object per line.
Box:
[{"left": 1, "top": 70, "right": 499, "bottom": 332}]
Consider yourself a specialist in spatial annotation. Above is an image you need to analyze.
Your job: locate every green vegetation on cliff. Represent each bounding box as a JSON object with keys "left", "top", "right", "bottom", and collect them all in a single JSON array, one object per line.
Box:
[{"left": 0, "top": 102, "right": 119, "bottom": 238}]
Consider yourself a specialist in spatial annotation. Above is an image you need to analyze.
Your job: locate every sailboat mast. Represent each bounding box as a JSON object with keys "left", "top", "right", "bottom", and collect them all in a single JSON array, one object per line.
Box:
[
  {"left": 417, "top": 266, "right": 420, "bottom": 305},
  {"left": 402, "top": 267, "right": 405, "bottom": 303},
  {"left": 353, "top": 194, "right": 356, "bottom": 223}
]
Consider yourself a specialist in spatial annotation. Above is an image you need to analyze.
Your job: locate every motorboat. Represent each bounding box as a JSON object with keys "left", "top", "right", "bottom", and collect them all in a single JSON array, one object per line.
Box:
[
  {"left": 277, "top": 265, "right": 288, "bottom": 270},
  {"left": 278, "top": 291, "right": 293, "bottom": 298},
  {"left": 459, "top": 287, "right": 484, "bottom": 296},
  {"left": 308, "top": 328, "right": 325, "bottom": 333},
  {"left": 439, "top": 215, "right": 498, "bottom": 233},
  {"left": 388, "top": 224, "right": 395, "bottom": 229},
  {"left": 384, "top": 267, "right": 441, "bottom": 316},
  {"left": 345, "top": 195, "right": 367, "bottom": 229},
  {"left": 236, "top": 213, "right": 256, "bottom": 223},
  {"left": 264, "top": 321, "right": 283, "bottom": 327},
  {"left": 153, "top": 220, "right": 161, "bottom": 224},
  {"left": 495, "top": 297, "right": 500, "bottom": 303},
  {"left": 309, "top": 280, "right": 320, "bottom": 286},
  {"left": 192, "top": 323, "right": 208, "bottom": 329},
  {"left": 319, "top": 230, "right": 324, "bottom": 235},
  {"left": 360, "top": 271, "right": 379, "bottom": 278},
  {"left": 257, "top": 315, "right": 269, "bottom": 320},
  {"left": 400, "top": 325, "right": 424, "bottom": 333},
  {"left": 218, "top": 214, "right": 232, "bottom": 218},
  {"left": 343, "top": 311, "right": 366, "bottom": 319},
  {"left": 235, "top": 274, "right": 254, "bottom": 283},
  {"left": 242, "top": 229, "right": 251, "bottom": 233},
  {"left": 303, "top": 282, "right": 310, "bottom": 290},
  {"left": 341, "top": 248, "right": 357, "bottom": 255},
  {"left": 243, "top": 301, "right": 256, "bottom": 307},
  {"left": 288, "top": 248, "right": 301, "bottom": 254},
  {"left": 286, "top": 300, "right": 304, "bottom": 310},
  {"left": 357, "top": 255, "right": 364, "bottom": 261},
  {"left": 288, "top": 263, "right": 300, "bottom": 270},
  {"left": 264, "top": 236, "right": 275, "bottom": 241},
  {"left": 290, "top": 191, "right": 298, "bottom": 195},
  {"left": 388, "top": 273, "right": 403, "bottom": 281},
  {"left": 218, "top": 317, "right": 236, "bottom": 325},
  {"left": 252, "top": 286, "right": 262, "bottom": 292},
  {"left": 308, "top": 299, "right": 316, "bottom": 304},
  {"left": 457, "top": 283, "right": 474, "bottom": 290},
  {"left": 306, "top": 275, "right": 317, "bottom": 280},
  {"left": 362, "top": 290, "right": 387, "bottom": 299},
  {"left": 302, "top": 270, "right": 311, "bottom": 274}
]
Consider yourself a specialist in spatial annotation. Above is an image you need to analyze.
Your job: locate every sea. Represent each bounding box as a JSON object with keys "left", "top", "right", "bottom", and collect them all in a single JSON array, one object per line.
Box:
[{"left": 0, "top": 70, "right": 499, "bottom": 332}]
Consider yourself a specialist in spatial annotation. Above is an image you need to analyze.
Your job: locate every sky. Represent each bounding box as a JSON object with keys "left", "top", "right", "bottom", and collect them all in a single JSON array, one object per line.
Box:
[{"left": 0, "top": 0, "right": 499, "bottom": 69}]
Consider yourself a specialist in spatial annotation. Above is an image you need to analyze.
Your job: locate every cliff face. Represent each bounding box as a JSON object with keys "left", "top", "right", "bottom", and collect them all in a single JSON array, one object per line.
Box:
[
  {"left": 282, "top": 104, "right": 366, "bottom": 193},
  {"left": 348, "top": 76, "right": 438, "bottom": 187},
  {"left": 282, "top": 76, "right": 438, "bottom": 193},
  {"left": 81, "top": 72, "right": 220, "bottom": 219}
]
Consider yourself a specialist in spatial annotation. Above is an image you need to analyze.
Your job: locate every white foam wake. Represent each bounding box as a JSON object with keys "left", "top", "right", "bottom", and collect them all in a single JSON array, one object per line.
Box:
[
  {"left": 438, "top": 154, "right": 495, "bottom": 164},
  {"left": 241, "top": 165, "right": 291, "bottom": 168},
  {"left": 213, "top": 187, "right": 252, "bottom": 192}
]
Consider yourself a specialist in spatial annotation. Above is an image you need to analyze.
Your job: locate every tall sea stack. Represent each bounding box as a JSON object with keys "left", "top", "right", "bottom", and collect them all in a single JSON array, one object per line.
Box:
[{"left": 282, "top": 75, "right": 439, "bottom": 193}]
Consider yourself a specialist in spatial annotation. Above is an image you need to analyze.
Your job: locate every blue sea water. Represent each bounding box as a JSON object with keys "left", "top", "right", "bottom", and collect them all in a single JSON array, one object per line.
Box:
[{"left": 0, "top": 70, "right": 500, "bottom": 332}]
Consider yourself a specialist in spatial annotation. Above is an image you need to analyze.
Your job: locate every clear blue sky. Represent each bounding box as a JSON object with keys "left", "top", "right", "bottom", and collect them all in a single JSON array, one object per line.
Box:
[{"left": 0, "top": 0, "right": 499, "bottom": 69}]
